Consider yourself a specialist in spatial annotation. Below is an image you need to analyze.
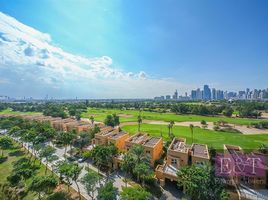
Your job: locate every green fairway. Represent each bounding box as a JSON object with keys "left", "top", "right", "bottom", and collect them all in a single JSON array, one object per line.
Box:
[
  {"left": 0, "top": 108, "right": 41, "bottom": 116},
  {"left": 82, "top": 108, "right": 268, "bottom": 125},
  {"left": 121, "top": 124, "right": 268, "bottom": 151}
]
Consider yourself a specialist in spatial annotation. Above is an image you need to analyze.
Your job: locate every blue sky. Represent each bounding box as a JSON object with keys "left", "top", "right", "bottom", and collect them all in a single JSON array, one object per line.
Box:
[{"left": 0, "top": 0, "right": 268, "bottom": 98}]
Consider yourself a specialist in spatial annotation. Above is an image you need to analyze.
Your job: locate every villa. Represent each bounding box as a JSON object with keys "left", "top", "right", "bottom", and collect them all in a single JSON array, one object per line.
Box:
[
  {"left": 155, "top": 137, "right": 210, "bottom": 186},
  {"left": 125, "top": 133, "right": 163, "bottom": 166}
]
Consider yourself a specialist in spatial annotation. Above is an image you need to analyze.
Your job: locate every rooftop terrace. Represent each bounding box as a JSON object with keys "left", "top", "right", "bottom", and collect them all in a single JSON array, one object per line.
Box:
[
  {"left": 143, "top": 137, "right": 161, "bottom": 147},
  {"left": 98, "top": 126, "right": 116, "bottom": 136},
  {"left": 192, "top": 144, "right": 209, "bottom": 158},
  {"left": 108, "top": 131, "right": 127, "bottom": 140},
  {"left": 127, "top": 133, "right": 150, "bottom": 144},
  {"left": 170, "top": 138, "right": 189, "bottom": 153}
]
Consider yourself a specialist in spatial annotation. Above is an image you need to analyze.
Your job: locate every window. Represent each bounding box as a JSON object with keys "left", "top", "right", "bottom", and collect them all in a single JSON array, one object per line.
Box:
[
  {"left": 146, "top": 150, "right": 150, "bottom": 154},
  {"left": 171, "top": 159, "right": 177, "bottom": 165}
]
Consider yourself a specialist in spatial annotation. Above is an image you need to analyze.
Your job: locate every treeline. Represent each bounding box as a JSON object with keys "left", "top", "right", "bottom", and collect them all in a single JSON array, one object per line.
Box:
[
  {"left": 170, "top": 104, "right": 229, "bottom": 116},
  {"left": 1, "top": 100, "right": 268, "bottom": 118},
  {"left": 1, "top": 102, "right": 87, "bottom": 119}
]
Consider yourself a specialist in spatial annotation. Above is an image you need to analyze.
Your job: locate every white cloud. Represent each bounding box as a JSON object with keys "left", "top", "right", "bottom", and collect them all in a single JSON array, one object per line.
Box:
[{"left": 0, "top": 12, "right": 192, "bottom": 98}]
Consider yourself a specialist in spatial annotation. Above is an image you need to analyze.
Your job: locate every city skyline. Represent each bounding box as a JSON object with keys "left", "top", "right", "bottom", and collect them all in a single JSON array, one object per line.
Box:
[
  {"left": 1, "top": 1, "right": 268, "bottom": 98},
  {"left": 154, "top": 85, "right": 268, "bottom": 101}
]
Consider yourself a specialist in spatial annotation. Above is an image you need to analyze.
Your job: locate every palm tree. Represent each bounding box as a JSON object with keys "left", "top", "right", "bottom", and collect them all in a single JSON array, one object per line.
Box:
[
  {"left": 190, "top": 124, "right": 194, "bottom": 143},
  {"left": 90, "top": 116, "right": 94, "bottom": 125},
  {"left": 133, "top": 163, "right": 151, "bottom": 187},
  {"left": 121, "top": 153, "right": 134, "bottom": 187},
  {"left": 137, "top": 114, "right": 142, "bottom": 132},
  {"left": 168, "top": 121, "right": 175, "bottom": 139}
]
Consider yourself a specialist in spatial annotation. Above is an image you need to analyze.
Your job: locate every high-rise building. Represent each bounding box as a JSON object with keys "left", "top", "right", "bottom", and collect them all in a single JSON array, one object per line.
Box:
[
  {"left": 173, "top": 90, "right": 178, "bottom": 100},
  {"left": 191, "top": 90, "right": 197, "bottom": 100},
  {"left": 216, "top": 90, "right": 224, "bottom": 100},
  {"left": 212, "top": 88, "right": 216, "bottom": 100},
  {"left": 203, "top": 85, "right": 211, "bottom": 100},
  {"left": 196, "top": 88, "right": 202, "bottom": 100},
  {"left": 166, "top": 95, "right": 171, "bottom": 100}
]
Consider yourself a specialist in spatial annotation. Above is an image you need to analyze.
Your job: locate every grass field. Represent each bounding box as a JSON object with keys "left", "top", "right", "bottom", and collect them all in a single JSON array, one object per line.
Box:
[
  {"left": 0, "top": 108, "right": 41, "bottom": 116},
  {"left": 121, "top": 124, "right": 268, "bottom": 151},
  {"left": 82, "top": 108, "right": 268, "bottom": 125}
]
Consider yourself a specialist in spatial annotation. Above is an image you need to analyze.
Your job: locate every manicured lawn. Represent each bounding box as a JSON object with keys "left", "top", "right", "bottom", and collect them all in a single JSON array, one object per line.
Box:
[
  {"left": 0, "top": 108, "right": 41, "bottom": 116},
  {"left": 82, "top": 108, "right": 268, "bottom": 125},
  {"left": 121, "top": 124, "right": 268, "bottom": 151}
]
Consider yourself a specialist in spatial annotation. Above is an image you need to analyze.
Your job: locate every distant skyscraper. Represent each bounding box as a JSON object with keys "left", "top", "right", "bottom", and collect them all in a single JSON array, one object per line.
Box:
[
  {"left": 212, "top": 88, "right": 216, "bottom": 100},
  {"left": 216, "top": 90, "right": 224, "bottom": 100},
  {"left": 166, "top": 95, "right": 171, "bottom": 100},
  {"left": 191, "top": 90, "right": 197, "bottom": 100},
  {"left": 203, "top": 85, "right": 211, "bottom": 100},
  {"left": 173, "top": 90, "right": 178, "bottom": 100},
  {"left": 196, "top": 88, "right": 202, "bottom": 100}
]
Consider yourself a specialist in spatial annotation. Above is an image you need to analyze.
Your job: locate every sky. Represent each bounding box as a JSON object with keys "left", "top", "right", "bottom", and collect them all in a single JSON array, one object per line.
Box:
[{"left": 0, "top": 0, "right": 268, "bottom": 99}]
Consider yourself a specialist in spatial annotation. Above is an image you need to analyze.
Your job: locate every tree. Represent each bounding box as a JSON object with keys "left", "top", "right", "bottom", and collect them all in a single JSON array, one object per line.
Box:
[
  {"left": 29, "top": 176, "right": 57, "bottom": 199},
  {"left": 46, "top": 191, "right": 70, "bottom": 200},
  {"left": 97, "top": 181, "right": 118, "bottom": 200},
  {"left": 129, "top": 144, "right": 150, "bottom": 165},
  {"left": 137, "top": 114, "right": 142, "bottom": 132},
  {"left": 57, "top": 162, "right": 82, "bottom": 199},
  {"left": 222, "top": 107, "right": 233, "bottom": 117},
  {"left": 167, "top": 121, "right": 175, "bottom": 139},
  {"left": 73, "top": 132, "right": 90, "bottom": 153},
  {"left": 177, "top": 164, "right": 228, "bottom": 200},
  {"left": 56, "top": 131, "right": 77, "bottom": 156},
  {"left": 82, "top": 151, "right": 91, "bottom": 169},
  {"left": 57, "top": 162, "right": 73, "bottom": 193},
  {"left": 121, "top": 153, "right": 135, "bottom": 187},
  {"left": 69, "top": 163, "right": 82, "bottom": 200},
  {"left": 120, "top": 186, "right": 150, "bottom": 200},
  {"left": 258, "top": 144, "right": 268, "bottom": 154},
  {"left": 12, "top": 157, "right": 34, "bottom": 180},
  {"left": 90, "top": 116, "right": 95, "bottom": 125},
  {"left": 133, "top": 163, "right": 151, "bottom": 187},
  {"left": 81, "top": 171, "right": 99, "bottom": 200},
  {"left": 189, "top": 124, "right": 194, "bottom": 144},
  {"left": 208, "top": 146, "right": 216, "bottom": 165},
  {"left": 39, "top": 146, "right": 56, "bottom": 174},
  {"left": 104, "top": 114, "right": 120, "bottom": 127},
  {"left": 90, "top": 144, "right": 118, "bottom": 175},
  {"left": 89, "top": 124, "right": 100, "bottom": 139},
  {"left": 7, "top": 126, "right": 21, "bottom": 137},
  {"left": 0, "top": 136, "right": 13, "bottom": 157}
]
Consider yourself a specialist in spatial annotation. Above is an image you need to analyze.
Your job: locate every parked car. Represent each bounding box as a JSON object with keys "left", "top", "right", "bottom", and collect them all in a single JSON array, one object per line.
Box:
[
  {"left": 67, "top": 156, "right": 76, "bottom": 162},
  {"left": 78, "top": 157, "right": 86, "bottom": 163}
]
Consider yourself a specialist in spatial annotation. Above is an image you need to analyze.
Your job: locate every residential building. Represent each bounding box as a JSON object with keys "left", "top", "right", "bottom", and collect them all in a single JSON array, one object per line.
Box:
[
  {"left": 155, "top": 138, "right": 210, "bottom": 186},
  {"left": 108, "top": 131, "right": 129, "bottom": 150},
  {"left": 92, "top": 126, "right": 118, "bottom": 145},
  {"left": 222, "top": 144, "right": 267, "bottom": 188},
  {"left": 125, "top": 133, "right": 163, "bottom": 166},
  {"left": 65, "top": 121, "right": 92, "bottom": 133},
  {"left": 52, "top": 118, "right": 76, "bottom": 131}
]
